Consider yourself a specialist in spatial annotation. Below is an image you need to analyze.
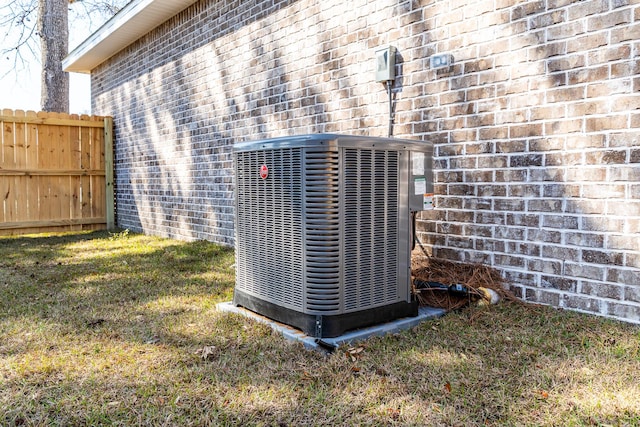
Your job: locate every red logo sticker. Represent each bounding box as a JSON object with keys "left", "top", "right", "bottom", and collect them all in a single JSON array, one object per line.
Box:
[{"left": 260, "top": 164, "right": 269, "bottom": 180}]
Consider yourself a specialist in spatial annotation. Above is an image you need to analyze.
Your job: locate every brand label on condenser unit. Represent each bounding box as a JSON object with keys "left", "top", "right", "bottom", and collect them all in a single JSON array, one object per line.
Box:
[{"left": 260, "top": 164, "right": 269, "bottom": 179}]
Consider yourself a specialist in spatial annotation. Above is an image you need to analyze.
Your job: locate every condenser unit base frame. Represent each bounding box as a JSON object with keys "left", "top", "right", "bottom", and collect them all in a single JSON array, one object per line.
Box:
[
  {"left": 233, "top": 289, "right": 418, "bottom": 338},
  {"left": 233, "top": 134, "right": 433, "bottom": 339}
]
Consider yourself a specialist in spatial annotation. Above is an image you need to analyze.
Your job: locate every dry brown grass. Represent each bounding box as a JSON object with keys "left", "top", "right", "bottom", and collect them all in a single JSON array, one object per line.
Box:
[{"left": 0, "top": 231, "right": 639, "bottom": 426}]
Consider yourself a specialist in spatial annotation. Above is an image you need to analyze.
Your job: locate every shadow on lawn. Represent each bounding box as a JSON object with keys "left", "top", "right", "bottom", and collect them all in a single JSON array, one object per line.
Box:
[
  {"left": 1, "top": 232, "right": 639, "bottom": 426},
  {"left": 0, "top": 230, "right": 235, "bottom": 333}
]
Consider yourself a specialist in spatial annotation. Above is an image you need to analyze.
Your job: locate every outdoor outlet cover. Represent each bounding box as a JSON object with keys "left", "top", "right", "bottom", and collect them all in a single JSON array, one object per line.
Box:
[
  {"left": 430, "top": 53, "right": 454, "bottom": 70},
  {"left": 375, "top": 45, "right": 397, "bottom": 82}
]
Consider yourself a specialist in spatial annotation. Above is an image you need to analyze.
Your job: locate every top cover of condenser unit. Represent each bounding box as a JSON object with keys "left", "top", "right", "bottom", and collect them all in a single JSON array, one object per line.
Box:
[{"left": 233, "top": 134, "right": 433, "bottom": 338}]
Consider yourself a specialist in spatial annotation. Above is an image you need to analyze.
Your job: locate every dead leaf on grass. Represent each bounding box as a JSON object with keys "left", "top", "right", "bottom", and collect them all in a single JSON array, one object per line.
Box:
[
  {"left": 196, "top": 345, "right": 218, "bottom": 360},
  {"left": 444, "top": 382, "right": 452, "bottom": 394},
  {"left": 386, "top": 408, "right": 400, "bottom": 420},
  {"left": 345, "top": 346, "right": 365, "bottom": 361}
]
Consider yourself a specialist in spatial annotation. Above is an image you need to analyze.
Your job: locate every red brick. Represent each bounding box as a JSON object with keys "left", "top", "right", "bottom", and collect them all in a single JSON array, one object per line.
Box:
[
  {"left": 466, "top": 113, "right": 495, "bottom": 127},
  {"left": 479, "top": 127, "right": 508, "bottom": 140},
  {"left": 448, "top": 103, "right": 475, "bottom": 116},
  {"left": 476, "top": 98, "right": 507, "bottom": 113},
  {"left": 545, "top": 151, "right": 580, "bottom": 167},
  {"left": 611, "top": 22, "right": 640, "bottom": 43},
  {"left": 530, "top": 10, "right": 566, "bottom": 31},
  {"left": 566, "top": 134, "right": 606, "bottom": 149},
  {"left": 565, "top": 167, "right": 607, "bottom": 182},
  {"left": 545, "top": 119, "right": 583, "bottom": 135},
  {"left": 568, "top": 100, "right": 609, "bottom": 116},
  {"left": 450, "top": 129, "right": 477, "bottom": 143},
  {"left": 440, "top": 117, "right": 465, "bottom": 130},
  {"left": 607, "top": 236, "right": 640, "bottom": 252},
  {"left": 495, "top": 51, "right": 525, "bottom": 68},
  {"left": 497, "top": 79, "right": 529, "bottom": 97},
  {"left": 588, "top": 45, "right": 632, "bottom": 65},
  {"left": 530, "top": 105, "right": 566, "bottom": 121},
  {"left": 547, "top": 87, "right": 585, "bottom": 104},
  {"left": 610, "top": 60, "right": 640, "bottom": 79},
  {"left": 496, "top": 110, "right": 527, "bottom": 125},
  {"left": 510, "top": 1, "right": 545, "bottom": 21},
  {"left": 547, "top": 21, "right": 584, "bottom": 40},
  {"left": 546, "top": 0, "right": 575, "bottom": 7},
  {"left": 567, "top": 33, "right": 608, "bottom": 53},
  {"left": 528, "top": 41, "right": 566, "bottom": 61},
  {"left": 587, "top": 80, "right": 632, "bottom": 98},
  {"left": 611, "top": 95, "right": 640, "bottom": 112},
  {"left": 479, "top": 68, "right": 510, "bottom": 84},
  {"left": 530, "top": 137, "right": 564, "bottom": 151},
  {"left": 495, "top": 169, "right": 527, "bottom": 182},
  {"left": 564, "top": 263, "right": 604, "bottom": 282},
  {"left": 587, "top": 9, "right": 632, "bottom": 31},
  {"left": 439, "top": 91, "right": 466, "bottom": 105},
  {"left": 567, "top": 0, "right": 608, "bottom": 21},
  {"left": 509, "top": 123, "right": 543, "bottom": 138},
  {"left": 585, "top": 115, "right": 628, "bottom": 132},
  {"left": 607, "top": 303, "right": 640, "bottom": 322}
]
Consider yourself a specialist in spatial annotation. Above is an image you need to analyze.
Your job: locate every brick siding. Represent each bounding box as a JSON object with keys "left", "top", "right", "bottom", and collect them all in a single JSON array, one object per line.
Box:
[{"left": 91, "top": 0, "right": 640, "bottom": 323}]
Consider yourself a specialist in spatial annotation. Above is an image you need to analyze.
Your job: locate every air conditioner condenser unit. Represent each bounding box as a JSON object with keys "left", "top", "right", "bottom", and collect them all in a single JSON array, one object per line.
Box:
[{"left": 233, "top": 134, "right": 433, "bottom": 338}]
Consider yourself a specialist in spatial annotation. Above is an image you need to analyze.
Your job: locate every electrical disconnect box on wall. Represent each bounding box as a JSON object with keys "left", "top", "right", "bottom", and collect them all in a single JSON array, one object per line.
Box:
[
  {"left": 375, "top": 45, "right": 397, "bottom": 82},
  {"left": 233, "top": 134, "right": 434, "bottom": 338}
]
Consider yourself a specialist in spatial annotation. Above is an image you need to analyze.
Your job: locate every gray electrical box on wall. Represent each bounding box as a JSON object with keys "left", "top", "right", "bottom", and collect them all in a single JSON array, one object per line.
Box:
[
  {"left": 233, "top": 134, "right": 434, "bottom": 338},
  {"left": 375, "top": 45, "right": 396, "bottom": 82}
]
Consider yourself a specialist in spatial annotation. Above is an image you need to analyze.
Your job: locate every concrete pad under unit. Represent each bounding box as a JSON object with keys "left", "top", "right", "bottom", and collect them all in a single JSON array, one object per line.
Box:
[{"left": 217, "top": 302, "right": 447, "bottom": 351}]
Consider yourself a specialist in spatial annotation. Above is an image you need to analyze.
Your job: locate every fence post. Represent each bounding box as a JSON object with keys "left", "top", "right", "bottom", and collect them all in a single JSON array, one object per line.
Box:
[{"left": 104, "top": 117, "right": 115, "bottom": 230}]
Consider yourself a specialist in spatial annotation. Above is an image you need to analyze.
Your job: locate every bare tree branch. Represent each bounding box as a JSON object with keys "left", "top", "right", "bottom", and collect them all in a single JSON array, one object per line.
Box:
[{"left": 0, "top": 0, "right": 129, "bottom": 99}]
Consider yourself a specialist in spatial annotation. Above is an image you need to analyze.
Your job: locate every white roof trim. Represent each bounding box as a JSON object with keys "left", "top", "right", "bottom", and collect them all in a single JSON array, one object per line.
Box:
[{"left": 63, "top": 0, "right": 198, "bottom": 73}]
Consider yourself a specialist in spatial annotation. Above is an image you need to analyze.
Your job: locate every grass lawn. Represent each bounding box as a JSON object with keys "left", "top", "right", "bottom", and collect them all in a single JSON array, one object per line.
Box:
[{"left": 0, "top": 231, "right": 639, "bottom": 426}]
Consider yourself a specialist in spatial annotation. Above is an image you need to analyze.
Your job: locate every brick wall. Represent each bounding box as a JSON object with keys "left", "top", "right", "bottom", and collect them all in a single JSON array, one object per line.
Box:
[{"left": 91, "top": 0, "right": 640, "bottom": 323}]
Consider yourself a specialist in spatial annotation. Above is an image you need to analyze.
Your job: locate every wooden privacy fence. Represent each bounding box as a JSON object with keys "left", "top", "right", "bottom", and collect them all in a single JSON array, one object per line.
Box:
[{"left": 0, "top": 109, "right": 114, "bottom": 236}]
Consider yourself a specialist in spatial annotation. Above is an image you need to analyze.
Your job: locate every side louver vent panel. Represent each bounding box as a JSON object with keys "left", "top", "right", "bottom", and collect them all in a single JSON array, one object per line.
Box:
[
  {"left": 303, "top": 150, "right": 341, "bottom": 313},
  {"left": 343, "top": 149, "right": 399, "bottom": 312},
  {"left": 235, "top": 148, "right": 304, "bottom": 310}
]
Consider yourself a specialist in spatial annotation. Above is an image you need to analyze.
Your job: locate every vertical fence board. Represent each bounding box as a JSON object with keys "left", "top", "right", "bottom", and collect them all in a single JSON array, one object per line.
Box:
[
  {"left": 0, "top": 174, "right": 8, "bottom": 223},
  {"left": 25, "top": 111, "right": 38, "bottom": 221},
  {"left": 13, "top": 111, "right": 27, "bottom": 222},
  {"left": 104, "top": 117, "right": 115, "bottom": 230},
  {"left": 81, "top": 175, "right": 92, "bottom": 219},
  {"left": 1, "top": 109, "right": 10, "bottom": 222},
  {"left": 14, "top": 110, "right": 26, "bottom": 169},
  {"left": 0, "top": 109, "right": 112, "bottom": 235},
  {"left": 27, "top": 175, "right": 39, "bottom": 222},
  {"left": 26, "top": 111, "right": 38, "bottom": 169},
  {"left": 2, "top": 109, "right": 15, "bottom": 168}
]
